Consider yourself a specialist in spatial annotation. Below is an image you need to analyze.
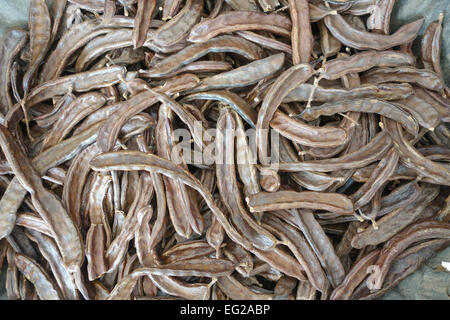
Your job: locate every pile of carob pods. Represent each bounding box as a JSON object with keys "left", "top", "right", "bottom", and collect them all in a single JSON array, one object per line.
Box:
[{"left": 0, "top": 0, "right": 448, "bottom": 300}]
